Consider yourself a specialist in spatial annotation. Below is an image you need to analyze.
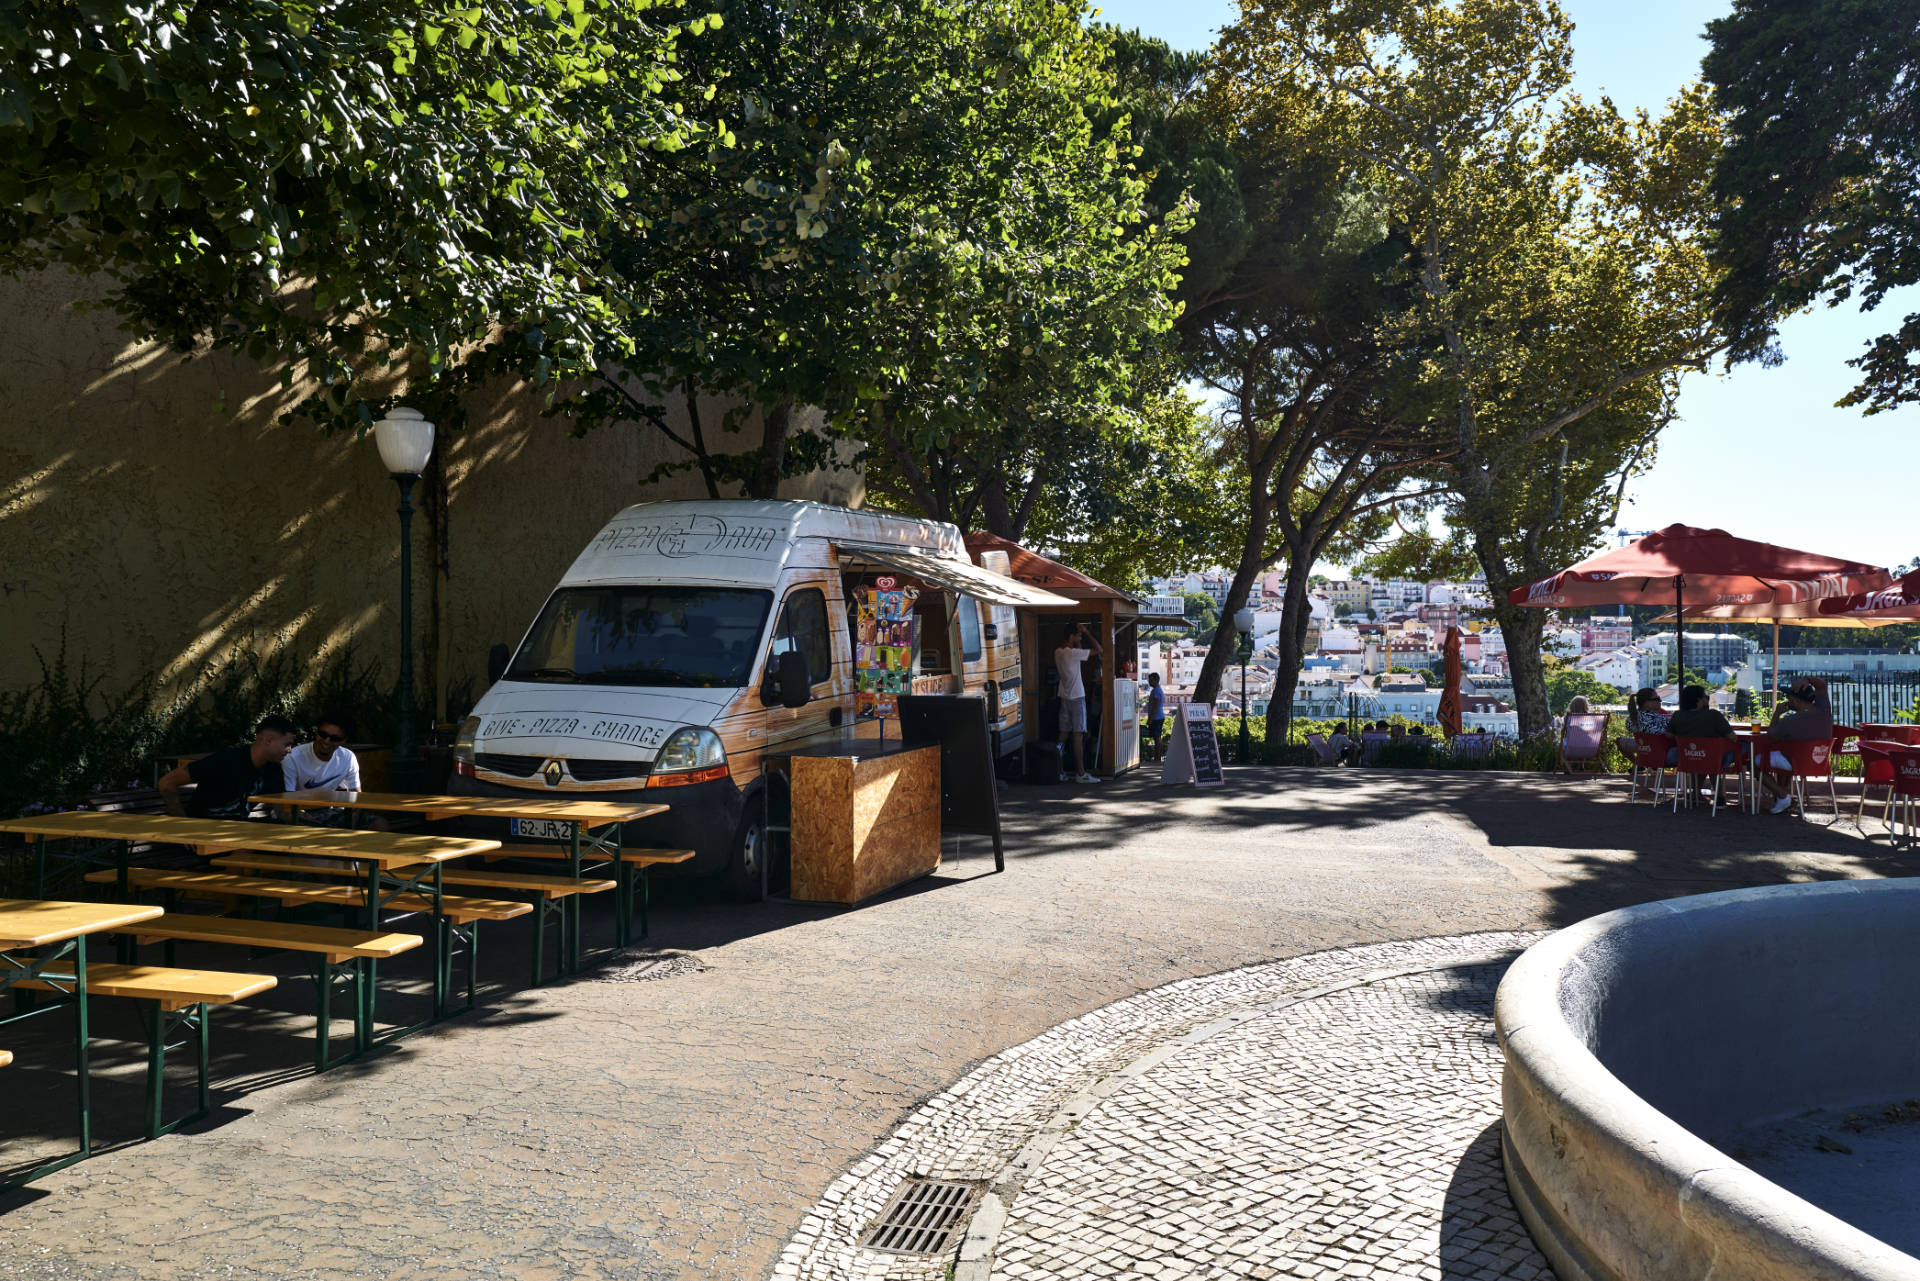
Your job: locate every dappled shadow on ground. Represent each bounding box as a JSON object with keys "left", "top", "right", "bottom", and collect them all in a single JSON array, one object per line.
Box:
[
  {"left": 1441, "top": 1120, "right": 1551, "bottom": 1279},
  {"left": 989, "top": 766, "right": 1913, "bottom": 928}
]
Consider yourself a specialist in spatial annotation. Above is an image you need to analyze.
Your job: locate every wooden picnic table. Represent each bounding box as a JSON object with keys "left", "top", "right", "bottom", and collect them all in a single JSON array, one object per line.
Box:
[
  {"left": 0, "top": 812, "right": 497, "bottom": 1031},
  {"left": 0, "top": 898, "right": 162, "bottom": 1186},
  {"left": 254, "top": 790, "right": 668, "bottom": 970},
  {"left": 260, "top": 789, "right": 663, "bottom": 829}
]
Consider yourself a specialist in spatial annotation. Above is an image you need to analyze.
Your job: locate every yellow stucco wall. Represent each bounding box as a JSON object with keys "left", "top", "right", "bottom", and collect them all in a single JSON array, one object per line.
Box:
[{"left": 0, "top": 270, "right": 861, "bottom": 714}]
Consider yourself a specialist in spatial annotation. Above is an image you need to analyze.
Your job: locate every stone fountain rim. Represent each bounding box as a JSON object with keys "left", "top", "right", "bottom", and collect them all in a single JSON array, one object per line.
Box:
[{"left": 1495, "top": 879, "right": 1920, "bottom": 1281}]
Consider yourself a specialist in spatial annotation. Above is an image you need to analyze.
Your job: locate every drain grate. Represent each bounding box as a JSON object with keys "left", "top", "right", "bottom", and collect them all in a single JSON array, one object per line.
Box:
[{"left": 859, "top": 1178, "right": 983, "bottom": 1256}]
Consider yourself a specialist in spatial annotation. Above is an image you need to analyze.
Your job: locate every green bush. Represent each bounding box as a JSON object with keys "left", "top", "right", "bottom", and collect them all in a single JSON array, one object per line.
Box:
[{"left": 0, "top": 633, "right": 422, "bottom": 819}]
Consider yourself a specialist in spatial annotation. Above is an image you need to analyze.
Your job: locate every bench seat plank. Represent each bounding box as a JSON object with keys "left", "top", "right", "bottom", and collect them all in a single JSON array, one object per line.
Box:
[
  {"left": 113, "top": 914, "right": 423, "bottom": 961},
  {"left": 83, "top": 869, "right": 533, "bottom": 923},
  {"left": 486, "top": 843, "right": 696, "bottom": 866},
  {"left": 206, "top": 855, "right": 617, "bottom": 898},
  {"left": 19, "top": 962, "right": 276, "bottom": 1011}
]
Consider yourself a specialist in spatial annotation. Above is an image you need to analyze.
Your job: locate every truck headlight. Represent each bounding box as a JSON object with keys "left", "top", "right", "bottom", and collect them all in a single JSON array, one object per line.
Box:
[
  {"left": 453, "top": 715, "right": 481, "bottom": 777},
  {"left": 649, "top": 727, "right": 729, "bottom": 787}
]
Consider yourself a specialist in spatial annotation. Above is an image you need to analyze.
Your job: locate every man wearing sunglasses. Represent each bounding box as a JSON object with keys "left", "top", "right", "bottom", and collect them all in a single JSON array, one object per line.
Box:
[{"left": 280, "top": 710, "right": 365, "bottom": 825}]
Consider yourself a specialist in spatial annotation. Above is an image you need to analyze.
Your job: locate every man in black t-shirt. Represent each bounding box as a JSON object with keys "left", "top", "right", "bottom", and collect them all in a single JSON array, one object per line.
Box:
[{"left": 158, "top": 715, "right": 300, "bottom": 820}]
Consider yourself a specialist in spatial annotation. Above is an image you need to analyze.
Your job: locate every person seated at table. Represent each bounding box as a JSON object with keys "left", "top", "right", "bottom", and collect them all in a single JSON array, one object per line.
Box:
[
  {"left": 1667, "top": 685, "right": 1737, "bottom": 789},
  {"left": 158, "top": 715, "right": 298, "bottom": 820},
  {"left": 1326, "top": 725, "right": 1354, "bottom": 764},
  {"left": 279, "top": 709, "right": 385, "bottom": 828},
  {"left": 1758, "top": 677, "right": 1833, "bottom": 814},
  {"left": 1627, "top": 688, "right": 1669, "bottom": 734}
]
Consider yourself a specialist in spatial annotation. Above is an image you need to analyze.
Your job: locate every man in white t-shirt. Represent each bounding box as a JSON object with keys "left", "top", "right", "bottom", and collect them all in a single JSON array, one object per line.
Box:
[
  {"left": 1054, "top": 622, "right": 1103, "bottom": 784},
  {"left": 281, "top": 710, "right": 366, "bottom": 826}
]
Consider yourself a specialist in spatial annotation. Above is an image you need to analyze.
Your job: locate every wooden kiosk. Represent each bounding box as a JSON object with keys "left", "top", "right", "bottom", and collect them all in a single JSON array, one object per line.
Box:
[{"left": 963, "top": 534, "right": 1182, "bottom": 779}]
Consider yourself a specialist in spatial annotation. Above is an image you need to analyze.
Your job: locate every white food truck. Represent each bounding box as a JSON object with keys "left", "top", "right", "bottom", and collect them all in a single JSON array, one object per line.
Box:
[{"left": 448, "top": 500, "right": 1066, "bottom": 893}]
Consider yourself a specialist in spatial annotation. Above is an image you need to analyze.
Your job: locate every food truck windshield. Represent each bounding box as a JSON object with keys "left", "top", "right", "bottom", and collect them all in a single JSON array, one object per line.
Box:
[{"left": 505, "top": 585, "right": 774, "bottom": 687}]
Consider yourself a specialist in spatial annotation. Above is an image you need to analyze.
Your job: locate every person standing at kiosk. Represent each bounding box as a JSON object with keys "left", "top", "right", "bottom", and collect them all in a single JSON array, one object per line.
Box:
[{"left": 1055, "top": 622, "right": 1103, "bottom": 784}]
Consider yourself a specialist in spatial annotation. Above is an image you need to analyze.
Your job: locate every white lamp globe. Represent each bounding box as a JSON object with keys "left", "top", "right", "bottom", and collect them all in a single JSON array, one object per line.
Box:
[
  {"left": 372, "top": 407, "right": 435, "bottom": 476},
  {"left": 1234, "top": 607, "right": 1256, "bottom": 636}
]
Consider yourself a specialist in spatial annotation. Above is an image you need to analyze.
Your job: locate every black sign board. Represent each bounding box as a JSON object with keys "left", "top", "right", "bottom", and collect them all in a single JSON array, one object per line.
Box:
[
  {"left": 1161, "top": 702, "right": 1223, "bottom": 786},
  {"left": 898, "top": 694, "right": 1005, "bottom": 871},
  {"left": 1186, "top": 704, "right": 1223, "bottom": 785}
]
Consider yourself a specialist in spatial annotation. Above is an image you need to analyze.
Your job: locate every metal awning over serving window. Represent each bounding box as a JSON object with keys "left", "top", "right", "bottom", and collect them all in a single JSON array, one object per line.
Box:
[{"left": 834, "top": 541, "right": 1073, "bottom": 608}]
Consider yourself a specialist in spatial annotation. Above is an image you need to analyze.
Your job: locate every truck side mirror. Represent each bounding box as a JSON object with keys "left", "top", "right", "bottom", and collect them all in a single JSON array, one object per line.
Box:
[
  {"left": 761, "top": 650, "right": 813, "bottom": 709},
  {"left": 487, "top": 643, "right": 510, "bottom": 685}
]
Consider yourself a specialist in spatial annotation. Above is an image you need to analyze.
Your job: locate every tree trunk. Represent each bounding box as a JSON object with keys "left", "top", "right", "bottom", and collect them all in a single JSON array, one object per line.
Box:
[
  {"left": 977, "top": 470, "right": 1017, "bottom": 539},
  {"left": 1497, "top": 605, "right": 1550, "bottom": 737},
  {"left": 1193, "top": 506, "right": 1272, "bottom": 705},
  {"left": 1270, "top": 554, "right": 1318, "bottom": 746},
  {"left": 1472, "top": 531, "right": 1552, "bottom": 737},
  {"left": 748, "top": 402, "right": 793, "bottom": 500}
]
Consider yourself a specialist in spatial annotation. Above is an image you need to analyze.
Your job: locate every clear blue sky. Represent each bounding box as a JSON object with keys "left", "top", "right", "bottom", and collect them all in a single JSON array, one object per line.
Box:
[{"left": 1093, "top": 0, "right": 1919, "bottom": 571}]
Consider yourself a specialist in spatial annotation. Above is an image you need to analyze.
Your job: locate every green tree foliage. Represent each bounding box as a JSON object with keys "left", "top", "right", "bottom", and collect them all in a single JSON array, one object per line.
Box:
[
  {"left": 0, "top": 0, "right": 705, "bottom": 431},
  {"left": 1184, "top": 591, "right": 1220, "bottom": 646},
  {"left": 1703, "top": 1, "right": 1920, "bottom": 412},
  {"left": 1153, "top": 16, "right": 1453, "bottom": 716},
  {"left": 1222, "top": 0, "right": 1725, "bottom": 735},
  {"left": 566, "top": 1, "right": 1190, "bottom": 505},
  {"left": 1544, "top": 667, "right": 1617, "bottom": 714}
]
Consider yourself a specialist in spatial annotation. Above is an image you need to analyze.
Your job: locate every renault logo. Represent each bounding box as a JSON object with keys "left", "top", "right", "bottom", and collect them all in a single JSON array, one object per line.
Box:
[{"left": 543, "top": 760, "right": 564, "bottom": 787}]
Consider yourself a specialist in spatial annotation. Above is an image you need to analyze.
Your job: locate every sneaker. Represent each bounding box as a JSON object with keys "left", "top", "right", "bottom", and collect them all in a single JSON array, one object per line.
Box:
[
  {"left": 1076, "top": 773, "right": 1102, "bottom": 784},
  {"left": 1770, "top": 795, "right": 1794, "bottom": 815}
]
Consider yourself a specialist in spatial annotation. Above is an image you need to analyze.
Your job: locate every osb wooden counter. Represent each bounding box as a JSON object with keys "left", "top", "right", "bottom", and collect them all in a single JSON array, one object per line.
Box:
[{"left": 772, "top": 740, "right": 940, "bottom": 905}]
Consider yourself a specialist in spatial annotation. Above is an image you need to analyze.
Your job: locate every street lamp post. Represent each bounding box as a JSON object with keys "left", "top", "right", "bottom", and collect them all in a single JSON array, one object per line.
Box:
[
  {"left": 372, "top": 407, "right": 435, "bottom": 792},
  {"left": 1234, "top": 607, "right": 1255, "bottom": 764}
]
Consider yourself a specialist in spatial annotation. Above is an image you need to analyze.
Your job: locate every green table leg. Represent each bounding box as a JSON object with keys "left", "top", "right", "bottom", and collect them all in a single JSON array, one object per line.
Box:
[
  {"left": 567, "top": 823, "right": 583, "bottom": 973},
  {"left": 75, "top": 935, "right": 91, "bottom": 1158}
]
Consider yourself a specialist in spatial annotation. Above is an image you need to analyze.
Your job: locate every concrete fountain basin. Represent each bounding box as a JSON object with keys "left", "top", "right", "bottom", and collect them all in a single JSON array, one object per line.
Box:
[{"left": 1496, "top": 880, "right": 1920, "bottom": 1281}]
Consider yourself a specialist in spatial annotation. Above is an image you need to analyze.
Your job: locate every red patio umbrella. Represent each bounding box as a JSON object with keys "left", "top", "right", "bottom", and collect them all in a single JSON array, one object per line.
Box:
[
  {"left": 1507, "top": 524, "right": 1889, "bottom": 675},
  {"left": 1819, "top": 569, "right": 1920, "bottom": 621},
  {"left": 1436, "top": 626, "right": 1463, "bottom": 739}
]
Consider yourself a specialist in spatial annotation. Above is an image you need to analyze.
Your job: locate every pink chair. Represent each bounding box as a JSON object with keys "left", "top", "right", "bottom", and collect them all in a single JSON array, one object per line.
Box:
[{"left": 1558, "top": 714, "right": 1609, "bottom": 774}]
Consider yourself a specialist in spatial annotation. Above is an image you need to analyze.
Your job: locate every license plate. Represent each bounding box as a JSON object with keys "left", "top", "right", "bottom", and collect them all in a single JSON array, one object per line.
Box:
[{"left": 510, "top": 818, "right": 574, "bottom": 841}]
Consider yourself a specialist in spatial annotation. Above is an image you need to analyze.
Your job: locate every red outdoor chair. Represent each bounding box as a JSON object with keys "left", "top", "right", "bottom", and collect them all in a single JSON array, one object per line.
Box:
[
  {"left": 1629, "top": 733, "right": 1673, "bottom": 804},
  {"left": 1672, "top": 736, "right": 1738, "bottom": 816},
  {"left": 1832, "top": 725, "right": 1862, "bottom": 761},
  {"left": 1857, "top": 740, "right": 1901, "bottom": 827},
  {"left": 1889, "top": 748, "right": 1920, "bottom": 847},
  {"left": 1767, "top": 738, "right": 1836, "bottom": 821},
  {"left": 1558, "top": 713, "right": 1610, "bottom": 774}
]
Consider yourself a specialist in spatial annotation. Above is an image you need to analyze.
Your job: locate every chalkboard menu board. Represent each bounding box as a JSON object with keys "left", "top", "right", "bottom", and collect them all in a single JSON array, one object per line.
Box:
[
  {"left": 899, "top": 694, "right": 1005, "bottom": 872},
  {"left": 1160, "top": 702, "right": 1224, "bottom": 787}
]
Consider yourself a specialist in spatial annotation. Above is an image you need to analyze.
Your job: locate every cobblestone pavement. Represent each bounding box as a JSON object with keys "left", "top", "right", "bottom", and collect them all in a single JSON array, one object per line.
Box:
[
  {"left": 1, "top": 769, "right": 1906, "bottom": 1279},
  {"left": 772, "top": 933, "right": 1547, "bottom": 1281}
]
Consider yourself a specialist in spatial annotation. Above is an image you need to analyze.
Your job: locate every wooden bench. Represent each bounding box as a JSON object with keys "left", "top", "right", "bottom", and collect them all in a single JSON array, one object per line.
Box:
[
  {"left": 485, "top": 844, "right": 696, "bottom": 945},
  {"left": 83, "top": 868, "right": 532, "bottom": 923},
  {"left": 207, "top": 854, "right": 614, "bottom": 983},
  {"left": 88, "top": 868, "right": 530, "bottom": 1023},
  {"left": 109, "top": 915, "right": 424, "bottom": 1071},
  {"left": 17, "top": 961, "right": 274, "bottom": 1139},
  {"left": 206, "top": 855, "right": 616, "bottom": 898}
]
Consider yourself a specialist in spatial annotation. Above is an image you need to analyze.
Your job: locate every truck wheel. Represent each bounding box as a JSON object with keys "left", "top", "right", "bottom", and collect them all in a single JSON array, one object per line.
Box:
[{"left": 725, "top": 806, "right": 767, "bottom": 902}]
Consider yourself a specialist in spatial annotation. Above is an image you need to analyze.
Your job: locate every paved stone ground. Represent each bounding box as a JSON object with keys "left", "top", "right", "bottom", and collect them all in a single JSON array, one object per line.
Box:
[
  {"left": 772, "top": 935, "right": 1548, "bottom": 1281},
  {"left": 1, "top": 768, "right": 1909, "bottom": 1279}
]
